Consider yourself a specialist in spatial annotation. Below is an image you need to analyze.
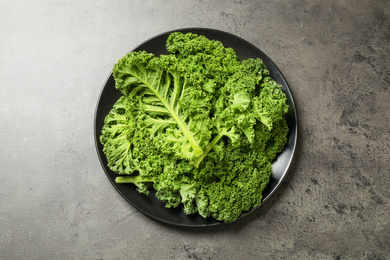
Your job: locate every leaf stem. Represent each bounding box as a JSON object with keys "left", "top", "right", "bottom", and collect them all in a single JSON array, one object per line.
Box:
[
  {"left": 190, "top": 127, "right": 229, "bottom": 168},
  {"left": 115, "top": 176, "right": 154, "bottom": 184}
]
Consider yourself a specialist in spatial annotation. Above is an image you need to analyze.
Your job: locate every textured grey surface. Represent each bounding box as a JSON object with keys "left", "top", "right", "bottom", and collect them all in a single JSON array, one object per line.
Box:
[{"left": 1, "top": 0, "right": 389, "bottom": 259}]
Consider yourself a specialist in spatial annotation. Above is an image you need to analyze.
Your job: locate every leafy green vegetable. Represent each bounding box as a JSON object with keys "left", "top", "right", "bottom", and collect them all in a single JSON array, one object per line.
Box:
[{"left": 100, "top": 32, "right": 289, "bottom": 223}]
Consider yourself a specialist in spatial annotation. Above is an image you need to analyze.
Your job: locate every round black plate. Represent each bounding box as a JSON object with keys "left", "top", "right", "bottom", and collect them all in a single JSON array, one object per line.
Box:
[{"left": 94, "top": 28, "right": 298, "bottom": 227}]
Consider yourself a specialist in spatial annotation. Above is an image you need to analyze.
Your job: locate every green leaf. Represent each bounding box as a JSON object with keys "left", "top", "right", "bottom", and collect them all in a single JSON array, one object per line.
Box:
[
  {"left": 253, "top": 77, "right": 289, "bottom": 131},
  {"left": 100, "top": 97, "right": 139, "bottom": 175},
  {"left": 113, "top": 51, "right": 204, "bottom": 158}
]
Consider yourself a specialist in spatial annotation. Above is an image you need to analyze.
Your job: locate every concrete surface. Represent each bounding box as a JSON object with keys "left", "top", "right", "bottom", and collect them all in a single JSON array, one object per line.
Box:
[{"left": 1, "top": 0, "right": 389, "bottom": 259}]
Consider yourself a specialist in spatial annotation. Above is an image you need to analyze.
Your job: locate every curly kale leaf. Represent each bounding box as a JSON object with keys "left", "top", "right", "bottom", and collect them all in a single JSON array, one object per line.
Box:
[
  {"left": 113, "top": 51, "right": 214, "bottom": 159},
  {"left": 253, "top": 77, "right": 289, "bottom": 131},
  {"left": 190, "top": 58, "right": 277, "bottom": 167},
  {"left": 100, "top": 96, "right": 139, "bottom": 175},
  {"left": 115, "top": 161, "right": 201, "bottom": 213}
]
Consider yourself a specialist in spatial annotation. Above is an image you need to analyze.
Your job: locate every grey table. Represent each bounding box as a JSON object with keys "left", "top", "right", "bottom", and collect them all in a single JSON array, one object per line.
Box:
[{"left": 1, "top": 1, "right": 389, "bottom": 259}]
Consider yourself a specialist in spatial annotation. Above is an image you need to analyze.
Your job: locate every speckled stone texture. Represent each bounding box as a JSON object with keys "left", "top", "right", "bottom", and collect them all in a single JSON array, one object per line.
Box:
[{"left": 1, "top": 0, "right": 389, "bottom": 259}]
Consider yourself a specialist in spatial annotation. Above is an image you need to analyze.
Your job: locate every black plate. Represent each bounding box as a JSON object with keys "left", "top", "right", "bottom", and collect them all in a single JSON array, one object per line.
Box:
[{"left": 94, "top": 28, "right": 298, "bottom": 227}]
